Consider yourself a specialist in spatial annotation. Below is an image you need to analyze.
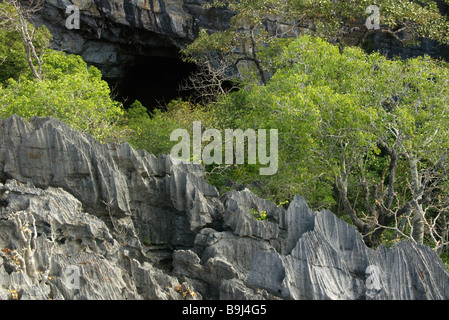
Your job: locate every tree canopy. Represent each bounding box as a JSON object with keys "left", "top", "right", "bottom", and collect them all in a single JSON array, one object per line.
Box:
[
  {"left": 214, "top": 35, "right": 449, "bottom": 248},
  {"left": 0, "top": 2, "right": 124, "bottom": 142},
  {"left": 184, "top": 0, "right": 449, "bottom": 86}
]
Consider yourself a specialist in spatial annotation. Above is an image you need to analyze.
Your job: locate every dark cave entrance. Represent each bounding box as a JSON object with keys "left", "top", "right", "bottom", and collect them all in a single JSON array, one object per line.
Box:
[{"left": 112, "top": 54, "right": 198, "bottom": 111}]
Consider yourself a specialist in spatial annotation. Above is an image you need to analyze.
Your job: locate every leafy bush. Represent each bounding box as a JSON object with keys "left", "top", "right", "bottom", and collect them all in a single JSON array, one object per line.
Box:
[
  {"left": 0, "top": 50, "right": 124, "bottom": 141},
  {"left": 125, "top": 99, "right": 218, "bottom": 157},
  {"left": 216, "top": 35, "right": 449, "bottom": 247},
  {"left": 250, "top": 208, "right": 268, "bottom": 221},
  {"left": 0, "top": 3, "right": 52, "bottom": 82}
]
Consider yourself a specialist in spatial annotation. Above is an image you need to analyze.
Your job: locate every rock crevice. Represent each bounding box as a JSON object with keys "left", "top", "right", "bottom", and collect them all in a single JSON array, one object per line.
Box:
[
  {"left": 0, "top": 115, "right": 448, "bottom": 300},
  {"left": 33, "top": 0, "right": 233, "bottom": 81}
]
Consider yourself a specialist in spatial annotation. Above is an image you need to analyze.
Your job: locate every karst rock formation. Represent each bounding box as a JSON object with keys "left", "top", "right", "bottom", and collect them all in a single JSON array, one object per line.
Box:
[
  {"left": 34, "top": 0, "right": 447, "bottom": 83},
  {"left": 33, "top": 0, "right": 233, "bottom": 81},
  {"left": 0, "top": 115, "right": 448, "bottom": 300}
]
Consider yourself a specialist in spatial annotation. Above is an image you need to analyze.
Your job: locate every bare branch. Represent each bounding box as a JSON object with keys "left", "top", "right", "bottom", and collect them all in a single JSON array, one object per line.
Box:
[
  {"left": 180, "top": 57, "right": 238, "bottom": 104},
  {"left": 0, "top": 0, "right": 46, "bottom": 80}
]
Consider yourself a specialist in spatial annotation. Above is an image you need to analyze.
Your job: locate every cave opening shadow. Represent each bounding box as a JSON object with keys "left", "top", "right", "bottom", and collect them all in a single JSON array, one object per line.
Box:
[{"left": 114, "top": 55, "right": 198, "bottom": 111}]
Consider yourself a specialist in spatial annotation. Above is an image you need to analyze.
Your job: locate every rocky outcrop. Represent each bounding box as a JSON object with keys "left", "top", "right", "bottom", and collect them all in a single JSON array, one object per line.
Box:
[
  {"left": 33, "top": 0, "right": 448, "bottom": 84},
  {"left": 0, "top": 114, "right": 449, "bottom": 300},
  {"left": 32, "top": 0, "right": 233, "bottom": 80}
]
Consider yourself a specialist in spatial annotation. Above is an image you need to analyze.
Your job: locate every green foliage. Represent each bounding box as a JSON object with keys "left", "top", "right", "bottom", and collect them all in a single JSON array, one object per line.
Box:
[
  {"left": 126, "top": 100, "right": 149, "bottom": 121},
  {"left": 0, "top": 26, "right": 28, "bottom": 82},
  {"left": 183, "top": 29, "right": 238, "bottom": 60},
  {"left": 184, "top": 0, "right": 449, "bottom": 86},
  {"left": 0, "top": 50, "right": 124, "bottom": 141},
  {"left": 0, "top": 6, "right": 52, "bottom": 82},
  {"left": 0, "top": 1, "right": 124, "bottom": 142},
  {"left": 283, "top": 0, "right": 449, "bottom": 45},
  {"left": 142, "top": 238, "right": 152, "bottom": 246},
  {"left": 0, "top": 2, "right": 52, "bottom": 81},
  {"left": 0, "top": 0, "right": 447, "bottom": 252},
  {"left": 124, "top": 99, "right": 218, "bottom": 156},
  {"left": 250, "top": 208, "right": 268, "bottom": 221},
  {"left": 440, "top": 251, "right": 449, "bottom": 270},
  {"left": 215, "top": 34, "right": 449, "bottom": 247},
  {"left": 276, "top": 200, "right": 289, "bottom": 208}
]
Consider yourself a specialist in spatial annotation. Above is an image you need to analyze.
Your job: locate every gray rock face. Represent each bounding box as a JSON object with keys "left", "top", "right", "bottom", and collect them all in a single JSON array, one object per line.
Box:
[
  {"left": 32, "top": 0, "right": 233, "bottom": 80},
  {"left": 33, "top": 0, "right": 448, "bottom": 83},
  {"left": 0, "top": 114, "right": 449, "bottom": 300}
]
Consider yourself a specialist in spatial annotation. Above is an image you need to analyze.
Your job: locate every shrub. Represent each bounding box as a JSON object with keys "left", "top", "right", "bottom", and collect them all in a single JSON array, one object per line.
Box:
[{"left": 0, "top": 50, "right": 124, "bottom": 142}]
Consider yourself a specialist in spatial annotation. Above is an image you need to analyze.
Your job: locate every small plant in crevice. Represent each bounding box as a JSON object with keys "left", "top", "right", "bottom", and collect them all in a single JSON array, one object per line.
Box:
[
  {"left": 175, "top": 283, "right": 196, "bottom": 299},
  {"left": 142, "top": 238, "right": 152, "bottom": 246},
  {"left": 250, "top": 208, "right": 268, "bottom": 221}
]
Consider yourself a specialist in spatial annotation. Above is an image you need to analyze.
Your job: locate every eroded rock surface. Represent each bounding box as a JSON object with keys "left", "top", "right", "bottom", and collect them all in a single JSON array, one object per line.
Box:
[
  {"left": 0, "top": 115, "right": 448, "bottom": 300},
  {"left": 32, "top": 0, "right": 233, "bottom": 80}
]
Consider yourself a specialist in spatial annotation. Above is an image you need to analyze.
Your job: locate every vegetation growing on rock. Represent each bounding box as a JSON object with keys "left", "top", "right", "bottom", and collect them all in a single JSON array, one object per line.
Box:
[{"left": 1, "top": 0, "right": 449, "bottom": 260}]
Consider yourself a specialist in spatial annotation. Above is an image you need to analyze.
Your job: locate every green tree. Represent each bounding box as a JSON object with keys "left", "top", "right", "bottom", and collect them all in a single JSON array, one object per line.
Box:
[
  {"left": 0, "top": 50, "right": 124, "bottom": 141},
  {"left": 0, "top": 1, "right": 124, "bottom": 142},
  {"left": 124, "top": 99, "right": 218, "bottom": 156},
  {"left": 224, "top": 35, "right": 449, "bottom": 249},
  {"left": 0, "top": 25, "right": 29, "bottom": 82},
  {"left": 184, "top": 0, "right": 449, "bottom": 85},
  {"left": 0, "top": 1, "right": 51, "bottom": 81}
]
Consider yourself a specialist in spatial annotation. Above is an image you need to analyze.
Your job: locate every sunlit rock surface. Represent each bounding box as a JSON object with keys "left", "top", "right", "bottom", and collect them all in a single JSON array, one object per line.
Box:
[
  {"left": 0, "top": 115, "right": 448, "bottom": 300},
  {"left": 33, "top": 0, "right": 233, "bottom": 80}
]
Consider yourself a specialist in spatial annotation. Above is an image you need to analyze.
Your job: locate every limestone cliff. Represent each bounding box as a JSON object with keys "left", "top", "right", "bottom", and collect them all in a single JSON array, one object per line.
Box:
[
  {"left": 33, "top": 0, "right": 232, "bottom": 80},
  {"left": 0, "top": 115, "right": 448, "bottom": 300},
  {"left": 34, "top": 0, "right": 448, "bottom": 85}
]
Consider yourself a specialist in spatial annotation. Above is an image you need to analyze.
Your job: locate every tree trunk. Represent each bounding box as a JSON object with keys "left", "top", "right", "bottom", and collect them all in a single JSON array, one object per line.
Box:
[
  {"left": 408, "top": 155, "right": 425, "bottom": 244},
  {"left": 411, "top": 200, "right": 425, "bottom": 244},
  {"left": 11, "top": 0, "right": 43, "bottom": 81},
  {"left": 335, "top": 176, "right": 369, "bottom": 234}
]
